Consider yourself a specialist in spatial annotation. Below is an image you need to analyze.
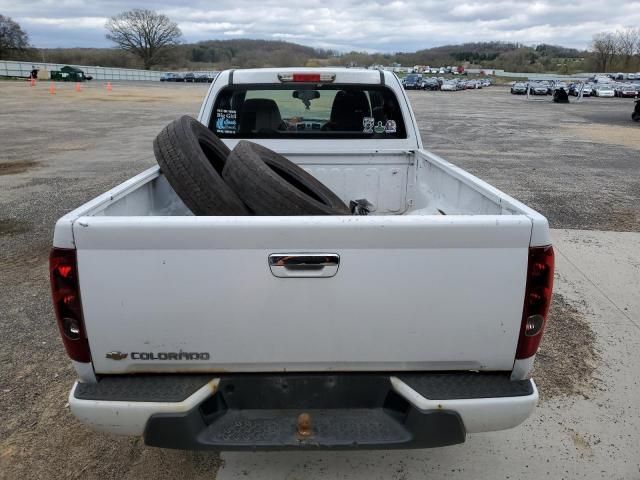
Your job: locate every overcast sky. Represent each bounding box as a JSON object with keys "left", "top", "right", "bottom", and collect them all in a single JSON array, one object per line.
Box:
[{"left": 2, "top": 0, "right": 640, "bottom": 52}]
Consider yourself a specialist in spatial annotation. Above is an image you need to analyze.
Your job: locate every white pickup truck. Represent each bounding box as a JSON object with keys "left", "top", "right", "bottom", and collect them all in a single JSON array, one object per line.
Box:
[{"left": 51, "top": 68, "right": 554, "bottom": 450}]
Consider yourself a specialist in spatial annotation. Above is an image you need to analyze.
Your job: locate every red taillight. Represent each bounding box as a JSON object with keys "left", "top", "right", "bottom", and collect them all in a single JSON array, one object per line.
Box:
[
  {"left": 516, "top": 245, "right": 554, "bottom": 359},
  {"left": 277, "top": 72, "right": 336, "bottom": 83},
  {"left": 50, "top": 248, "right": 91, "bottom": 363},
  {"left": 293, "top": 73, "right": 321, "bottom": 82}
]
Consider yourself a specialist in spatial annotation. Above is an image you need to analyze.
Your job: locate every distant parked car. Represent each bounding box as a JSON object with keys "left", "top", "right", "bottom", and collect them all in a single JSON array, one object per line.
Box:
[
  {"left": 511, "top": 82, "right": 528, "bottom": 94},
  {"left": 530, "top": 80, "right": 551, "bottom": 94},
  {"left": 160, "top": 73, "right": 174, "bottom": 82},
  {"left": 569, "top": 83, "right": 590, "bottom": 96},
  {"left": 184, "top": 72, "right": 196, "bottom": 83},
  {"left": 168, "top": 73, "right": 184, "bottom": 82},
  {"left": 440, "top": 80, "right": 457, "bottom": 91},
  {"left": 594, "top": 84, "right": 615, "bottom": 97},
  {"left": 403, "top": 74, "right": 424, "bottom": 90},
  {"left": 553, "top": 82, "right": 568, "bottom": 92},
  {"left": 169, "top": 73, "right": 186, "bottom": 82},
  {"left": 576, "top": 84, "right": 593, "bottom": 97},
  {"left": 529, "top": 82, "right": 549, "bottom": 95},
  {"left": 615, "top": 84, "right": 638, "bottom": 98},
  {"left": 423, "top": 77, "right": 440, "bottom": 90}
]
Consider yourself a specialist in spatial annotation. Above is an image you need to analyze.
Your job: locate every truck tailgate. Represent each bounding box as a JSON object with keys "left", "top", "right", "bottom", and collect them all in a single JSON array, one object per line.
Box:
[{"left": 73, "top": 215, "right": 532, "bottom": 374}]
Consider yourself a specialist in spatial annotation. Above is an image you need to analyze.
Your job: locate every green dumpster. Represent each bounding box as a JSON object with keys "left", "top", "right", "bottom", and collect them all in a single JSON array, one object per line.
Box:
[{"left": 50, "top": 65, "right": 88, "bottom": 82}]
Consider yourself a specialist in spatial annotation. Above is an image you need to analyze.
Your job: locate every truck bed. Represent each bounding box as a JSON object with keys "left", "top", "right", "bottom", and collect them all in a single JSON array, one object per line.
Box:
[
  {"left": 55, "top": 148, "right": 549, "bottom": 376},
  {"left": 72, "top": 149, "right": 541, "bottom": 220}
]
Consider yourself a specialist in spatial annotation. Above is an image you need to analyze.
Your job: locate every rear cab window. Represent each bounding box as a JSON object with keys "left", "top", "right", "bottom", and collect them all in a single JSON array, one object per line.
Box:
[{"left": 210, "top": 85, "right": 407, "bottom": 139}]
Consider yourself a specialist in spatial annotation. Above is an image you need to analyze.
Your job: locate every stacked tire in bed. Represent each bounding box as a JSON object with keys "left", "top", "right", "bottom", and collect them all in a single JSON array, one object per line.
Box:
[{"left": 153, "top": 116, "right": 350, "bottom": 216}]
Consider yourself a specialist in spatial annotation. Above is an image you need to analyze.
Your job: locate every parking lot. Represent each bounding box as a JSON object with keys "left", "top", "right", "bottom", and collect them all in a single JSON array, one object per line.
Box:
[{"left": 1, "top": 80, "right": 638, "bottom": 479}]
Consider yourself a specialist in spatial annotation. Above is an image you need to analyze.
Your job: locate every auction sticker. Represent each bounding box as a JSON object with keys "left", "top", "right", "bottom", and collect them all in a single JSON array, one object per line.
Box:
[{"left": 215, "top": 109, "right": 237, "bottom": 133}]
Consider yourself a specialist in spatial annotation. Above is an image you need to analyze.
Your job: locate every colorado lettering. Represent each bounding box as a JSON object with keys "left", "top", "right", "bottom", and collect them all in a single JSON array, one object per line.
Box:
[{"left": 130, "top": 352, "right": 210, "bottom": 360}]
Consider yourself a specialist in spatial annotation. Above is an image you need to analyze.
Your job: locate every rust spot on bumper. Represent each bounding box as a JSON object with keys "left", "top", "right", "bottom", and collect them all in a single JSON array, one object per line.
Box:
[{"left": 297, "top": 412, "right": 313, "bottom": 437}]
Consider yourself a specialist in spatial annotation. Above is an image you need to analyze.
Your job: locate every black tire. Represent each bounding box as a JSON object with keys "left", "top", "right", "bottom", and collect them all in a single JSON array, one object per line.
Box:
[
  {"left": 153, "top": 116, "right": 250, "bottom": 216},
  {"left": 223, "top": 141, "right": 350, "bottom": 215}
]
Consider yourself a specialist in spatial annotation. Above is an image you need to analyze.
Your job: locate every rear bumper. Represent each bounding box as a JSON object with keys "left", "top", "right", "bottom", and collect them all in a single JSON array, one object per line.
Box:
[{"left": 69, "top": 373, "right": 537, "bottom": 450}]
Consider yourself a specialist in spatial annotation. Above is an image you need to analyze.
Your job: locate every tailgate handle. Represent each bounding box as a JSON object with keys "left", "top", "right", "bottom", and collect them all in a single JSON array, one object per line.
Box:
[{"left": 268, "top": 254, "right": 340, "bottom": 278}]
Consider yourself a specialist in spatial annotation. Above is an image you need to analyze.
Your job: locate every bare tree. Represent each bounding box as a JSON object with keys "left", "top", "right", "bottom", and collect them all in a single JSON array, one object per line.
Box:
[
  {"left": 614, "top": 27, "right": 639, "bottom": 69},
  {"left": 0, "top": 15, "right": 29, "bottom": 58},
  {"left": 105, "top": 9, "right": 182, "bottom": 69},
  {"left": 591, "top": 32, "right": 617, "bottom": 72}
]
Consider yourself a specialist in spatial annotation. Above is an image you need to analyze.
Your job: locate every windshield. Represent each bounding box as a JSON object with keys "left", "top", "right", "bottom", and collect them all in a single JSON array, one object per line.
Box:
[
  {"left": 405, "top": 75, "right": 421, "bottom": 82},
  {"left": 210, "top": 85, "right": 407, "bottom": 139}
]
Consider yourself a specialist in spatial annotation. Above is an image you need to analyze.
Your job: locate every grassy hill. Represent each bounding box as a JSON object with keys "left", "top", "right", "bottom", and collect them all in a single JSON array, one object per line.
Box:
[
  {"left": 21, "top": 39, "right": 595, "bottom": 73},
  {"left": 340, "top": 42, "right": 589, "bottom": 74}
]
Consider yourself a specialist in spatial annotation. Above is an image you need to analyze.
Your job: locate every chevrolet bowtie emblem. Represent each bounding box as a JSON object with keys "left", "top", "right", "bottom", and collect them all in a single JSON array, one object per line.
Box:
[{"left": 106, "top": 351, "right": 128, "bottom": 360}]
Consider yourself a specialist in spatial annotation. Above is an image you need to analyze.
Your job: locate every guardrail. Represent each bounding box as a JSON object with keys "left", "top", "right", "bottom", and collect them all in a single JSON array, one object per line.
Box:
[{"left": 0, "top": 60, "right": 218, "bottom": 81}]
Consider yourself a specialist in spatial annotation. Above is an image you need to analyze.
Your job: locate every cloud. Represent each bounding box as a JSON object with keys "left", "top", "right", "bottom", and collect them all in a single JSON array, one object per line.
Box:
[
  {"left": 23, "top": 16, "right": 106, "bottom": 29},
  {"left": 2, "top": 0, "right": 640, "bottom": 50}
]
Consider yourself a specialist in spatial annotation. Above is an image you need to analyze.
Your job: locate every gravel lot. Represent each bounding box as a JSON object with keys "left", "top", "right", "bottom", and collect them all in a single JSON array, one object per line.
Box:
[
  {"left": 409, "top": 89, "right": 640, "bottom": 231},
  {"left": 0, "top": 80, "right": 638, "bottom": 479}
]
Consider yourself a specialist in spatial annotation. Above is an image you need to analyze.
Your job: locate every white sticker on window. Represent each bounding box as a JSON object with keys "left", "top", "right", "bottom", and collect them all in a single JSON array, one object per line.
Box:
[
  {"left": 362, "top": 117, "right": 374, "bottom": 133},
  {"left": 215, "top": 109, "right": 237, "bottom": 133},
  {"left": 384, "top": 120, "right": 397, "bottom": 133}
]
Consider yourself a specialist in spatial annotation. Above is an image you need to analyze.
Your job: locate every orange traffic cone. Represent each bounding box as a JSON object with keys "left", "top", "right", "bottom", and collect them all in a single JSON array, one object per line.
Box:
[
  {"left": 106, "top": 82, "right": 112, "bottom": 92},
  {"left": 49, "top": 83, "right": 56, "bottom": 95},
  {"left": 75, "top": 82, "right": 82, "bottom": 92}
]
